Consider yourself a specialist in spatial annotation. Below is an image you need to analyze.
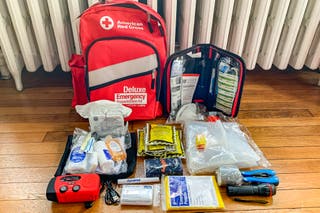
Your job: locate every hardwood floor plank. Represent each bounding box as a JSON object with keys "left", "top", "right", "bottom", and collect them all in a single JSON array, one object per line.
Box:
[
  {"left": 0, "top": 183, "right": 48, "bottom": 200},
  {"left": 261, "top": 147, "right": 320, "bottom": 160},
  {"left": 277, "top": 173, "right": 320, "bottom": 190},
  {"left": 0, "top": 142, "right": 65, "bottom": 155},
  {"left": 0, "top": 123, "right": 89, "bottom": 133},
  {"left": 270, "top": 159, "right": 320, "bottom": 173},
  {"left": 244, "top": 82, "right": 320, "bottom": 90},
  {"left": 0, "top": 168, "right": 56, "bottom": 183},
  {"left": 0, "top": 132, "right": 46, "bottom": 144},
  {"left": 0, "top": 87, "right": 73, "bottom": 93},
  {"left": 0, "top": 99, "right": 72, "bottom": 107},
  {"left": 240, "top": 118, "right": 320, "bottom": 127},
  {"left": 240, "top": 102, "right": 319, "bottom": 111},
  {"left": 0, "top": 113, "right": 85, "bottom": 123},
  {"left": 238, "top": 109, "right": 313, "bottom": 119},
  {"left": 254, "top": 136, "right": 320, "bottom": 147},
  {"left": 247, "top": 126, "right": 320, "bottom": 137},
  {"left": 42, "top": 131, "right": 73, "bottom": 143},
  {"left": 0, "top": 154, "right": 61, "bottom": 168},
  {"left": 243, "top": 89, "right": 320, "bottom": 94},
  {"left": 0, "top": 90, "right": 73, "bottom": 100},
  {"left": 244, "top": 70, "right": 318, "bottom": 80},
  {"left": 241, "top": 93, "right": 319, "bottom": 103},
  {"left": 0, "top": 201, "right": 55, "bottom": 213},
  {"left": 0, "top": 106, "right": 72, "bottom": 115}
]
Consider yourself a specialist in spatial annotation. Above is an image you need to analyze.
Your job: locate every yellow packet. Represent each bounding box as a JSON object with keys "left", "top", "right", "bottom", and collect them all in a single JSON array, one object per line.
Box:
[
  {"left": 166, "top": 130, "right": 184, "bottom": 157},
  {"left": 147, "top": 144, "right": 167, "bottom": 151},
  {"left": 149, "top": 124, "right": 175, "bottom": 144},
  {"left": 138, "top": 129, "right": 145, "bottom": 156}
]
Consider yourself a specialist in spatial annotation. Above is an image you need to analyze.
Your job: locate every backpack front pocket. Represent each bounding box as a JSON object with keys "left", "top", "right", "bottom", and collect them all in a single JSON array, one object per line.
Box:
[{"left": 86, "top": 37, "right": 161, "bottom": 120}]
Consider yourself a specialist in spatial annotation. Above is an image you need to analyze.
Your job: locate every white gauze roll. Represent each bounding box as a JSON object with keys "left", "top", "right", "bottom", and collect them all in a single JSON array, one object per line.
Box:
[
  {"left": 86, "top": 152, "right": 98, "bottom": 173},
  {"left": 94, "top": 140, "right": 115, "bottom": 174},
  {"left": 64, "top": 146, "right": 98, "bottom": 174}
]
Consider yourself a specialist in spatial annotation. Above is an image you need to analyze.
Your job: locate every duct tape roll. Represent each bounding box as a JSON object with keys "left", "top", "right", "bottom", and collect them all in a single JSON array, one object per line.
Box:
[{"left": 216, "top": 166, "right": 243, "bottom": 186}]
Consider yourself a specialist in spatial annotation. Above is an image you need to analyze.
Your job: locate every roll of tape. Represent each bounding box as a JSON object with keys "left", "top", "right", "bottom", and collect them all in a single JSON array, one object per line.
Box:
[{"left": 216, "top": 166, "right": 243, "bottom": 186}]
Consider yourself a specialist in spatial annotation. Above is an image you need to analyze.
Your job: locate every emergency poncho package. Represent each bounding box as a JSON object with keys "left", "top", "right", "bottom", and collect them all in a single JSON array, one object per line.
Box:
[{"left": 184, "top": 118, "right": 270, "bottom": 175}]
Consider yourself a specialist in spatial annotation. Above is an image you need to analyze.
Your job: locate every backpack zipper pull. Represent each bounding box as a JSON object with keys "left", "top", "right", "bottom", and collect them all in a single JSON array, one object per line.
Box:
[
  {"left": 158, "top": 22, "right": 164, "bottom": 36},
  {"left": 151, "top": 70, "right": 156, "bottom": 89},
  {"left": 147, "top": 13, "right": 154, "bottom": 33}
]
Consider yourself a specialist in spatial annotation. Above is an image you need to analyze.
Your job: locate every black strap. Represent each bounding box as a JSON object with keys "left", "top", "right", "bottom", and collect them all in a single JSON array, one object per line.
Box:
[{"left": 233, "top": 197, "right": 269, "bottom": 204}]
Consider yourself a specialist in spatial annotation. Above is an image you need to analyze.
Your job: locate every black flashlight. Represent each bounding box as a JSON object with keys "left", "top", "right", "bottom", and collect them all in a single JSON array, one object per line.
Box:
[{"left": 227, "top": 183, "right": 277, "bottom": 196}]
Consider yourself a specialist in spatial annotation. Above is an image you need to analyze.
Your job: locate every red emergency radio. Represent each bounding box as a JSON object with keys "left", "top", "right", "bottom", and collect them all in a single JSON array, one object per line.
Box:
[{"left": 46, "top": 174, "right": 101, "bottom": 203}]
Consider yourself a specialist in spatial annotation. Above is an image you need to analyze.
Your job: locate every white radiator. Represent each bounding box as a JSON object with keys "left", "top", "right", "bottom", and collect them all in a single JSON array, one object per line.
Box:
[{"left": 0, "top": 0, "right": 319, "bottom": 91}]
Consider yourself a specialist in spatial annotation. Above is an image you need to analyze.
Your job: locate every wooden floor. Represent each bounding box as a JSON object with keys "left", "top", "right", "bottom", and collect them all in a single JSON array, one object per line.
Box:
[{"left": 0, "top": 68, "right": 319, "bottom": 212}]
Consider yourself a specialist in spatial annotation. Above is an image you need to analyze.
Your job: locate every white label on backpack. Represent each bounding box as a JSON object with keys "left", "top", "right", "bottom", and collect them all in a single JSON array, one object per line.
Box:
[
  {"left": 100, "top": 16, "right": 144, "bottom": 31},
  {"left": 115, "top": 92, "right": 147, "bottom": 105},
  {"left": 100, "top": 16, "right": 114, "bottom": 30},
  {"left": 117, "top": 21, "right": 144, "bottom": 31}
]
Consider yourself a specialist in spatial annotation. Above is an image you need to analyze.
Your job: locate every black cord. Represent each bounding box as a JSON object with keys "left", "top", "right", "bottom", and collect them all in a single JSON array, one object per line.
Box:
[
  {"left": 233, "top": 197, "right": 269, "bottom": 204},
  {"left": 104, "top": 181, "right": 120, "bottom": 205}
]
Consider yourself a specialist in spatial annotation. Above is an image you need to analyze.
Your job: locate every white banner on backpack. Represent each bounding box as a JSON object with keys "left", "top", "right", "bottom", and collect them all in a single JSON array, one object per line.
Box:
[{"left": 88, "top": 54, "right": 158, "bottom": 88}]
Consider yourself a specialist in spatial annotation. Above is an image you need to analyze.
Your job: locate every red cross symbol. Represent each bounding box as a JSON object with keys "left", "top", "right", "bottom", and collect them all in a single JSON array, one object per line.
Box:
[{"left": 100, "top": 16, "right": 114, "bottom": 30}]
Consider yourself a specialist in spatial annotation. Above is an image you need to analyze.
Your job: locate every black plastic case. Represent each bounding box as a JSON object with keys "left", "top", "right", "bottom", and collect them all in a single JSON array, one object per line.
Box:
[
  {"left": 161, "top": 44, "right": 246, "bottom": 117},
  {"left": 54, "top": 133, "right": 137, "bottom": 183}
]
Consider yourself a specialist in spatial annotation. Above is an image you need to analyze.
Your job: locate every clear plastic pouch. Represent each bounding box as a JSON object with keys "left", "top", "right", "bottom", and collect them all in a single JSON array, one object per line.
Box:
[
  {"left": 185, "top": 118, "right": 270, "bottom": 175},
  {"left": 63, "top": 128, "right": 98, "bottom": 174}
]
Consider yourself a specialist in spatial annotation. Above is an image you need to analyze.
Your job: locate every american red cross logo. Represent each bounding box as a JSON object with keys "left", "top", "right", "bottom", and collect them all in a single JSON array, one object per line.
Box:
[{"left": 100, "top": 16, "right": 114, "bottom": 30}]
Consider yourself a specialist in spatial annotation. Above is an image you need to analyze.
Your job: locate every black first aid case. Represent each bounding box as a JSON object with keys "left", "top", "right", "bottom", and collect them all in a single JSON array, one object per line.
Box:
[
  {"left": 161, "top": 44, "right": 246, "bottom": 118},
  {"left": 54, "top": 133, "right": 137, "bottom": 183}
]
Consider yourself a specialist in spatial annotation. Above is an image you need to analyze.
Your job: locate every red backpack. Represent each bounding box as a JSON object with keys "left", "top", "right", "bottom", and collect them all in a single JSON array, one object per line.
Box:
[{"left": 69, "top": 1, "right": 167, "bottom": 120}]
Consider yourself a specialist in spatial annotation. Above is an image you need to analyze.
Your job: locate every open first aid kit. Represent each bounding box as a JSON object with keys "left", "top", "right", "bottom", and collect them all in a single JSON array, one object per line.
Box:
[
  {"left": 161, "top": 43, "right": 246, "bottom": 120},
  {"left": 69, "top": 1, "right": 167, "bottom": 121}
]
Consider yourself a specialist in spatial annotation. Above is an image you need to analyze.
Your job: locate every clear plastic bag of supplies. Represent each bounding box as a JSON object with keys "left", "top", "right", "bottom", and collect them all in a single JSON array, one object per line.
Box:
[
  {"left": 63, "top": 128, "right": 128, "bottom": 175},
  {"left": 63, "top": 128, "right": 98, "bottom": 174},
  {"left": 185, "top": 118, "right": 270, "bottom": 175},
  {"left": 75, "top": 100, "right": 132, "bottom": 149},
  {"left": 94, "top": 135, "right": 128, "bottom": 175}
]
